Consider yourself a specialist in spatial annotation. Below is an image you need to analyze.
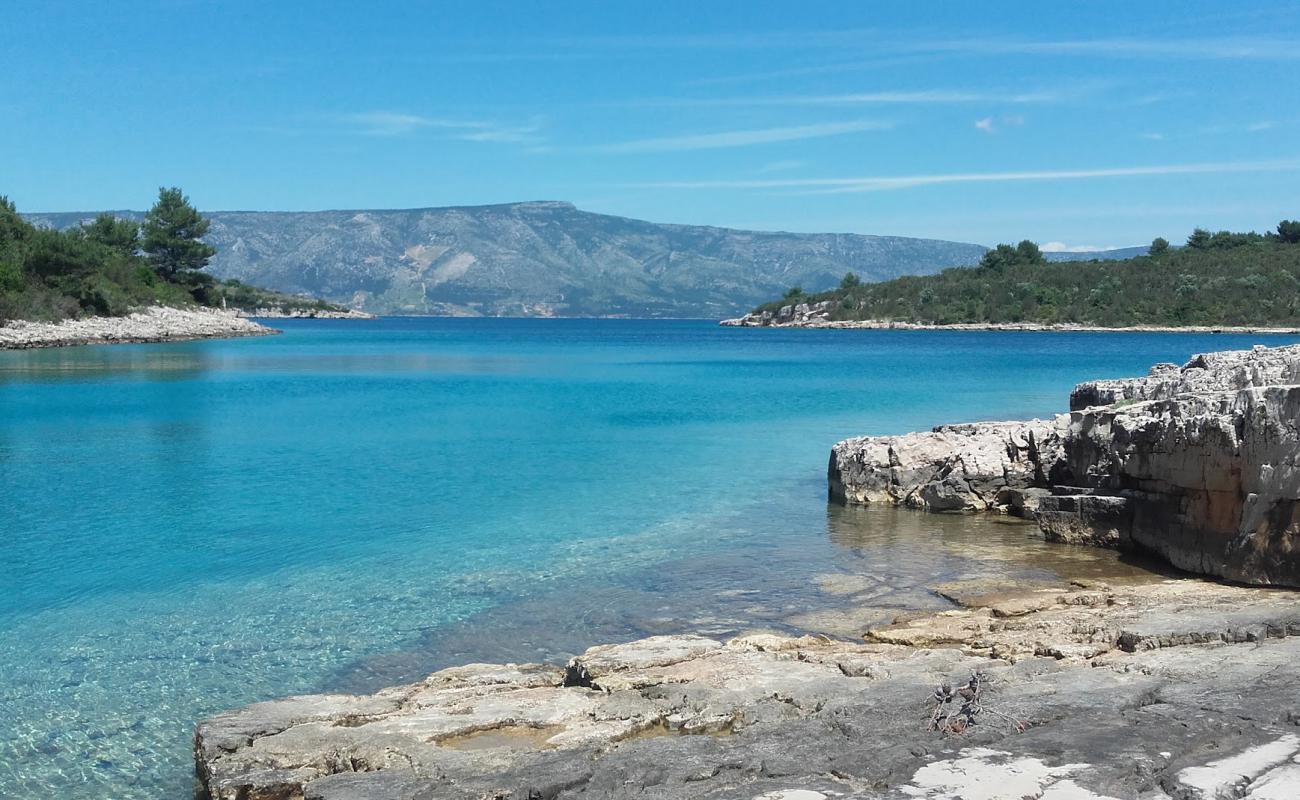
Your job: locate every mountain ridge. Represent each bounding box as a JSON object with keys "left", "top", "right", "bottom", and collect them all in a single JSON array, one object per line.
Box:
[{"left": 26, "top": 202, "right": 1141, "bottom": 318}]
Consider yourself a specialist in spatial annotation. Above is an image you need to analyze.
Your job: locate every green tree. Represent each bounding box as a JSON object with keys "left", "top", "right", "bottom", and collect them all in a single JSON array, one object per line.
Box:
[
  {"left": 979, "top": 243, "right": 1018, "bottom": 271},
  {"left": 81, "top": 214, "right": 140, "bottom": 256},
  {"left": 141, "top": 187, "right": 215, "bottom": 278},
  {"left": 1187, "top": 228, "right": 1212, "bottom": 249},
  {"left": 1278, "top": 220, "right": 1300, "bottom": 244},
  {"left": 840, "top": 272, "right": 861, "bottom": 290},
  {"left": 1015, "top": 239, "right": 1045, "bottom": 265},
  {"left": 783, "top": 286, "right": 804, "bottom": 299},
  {"left": 1149, "top": 237, "right": 1170, "bottom": 256}
]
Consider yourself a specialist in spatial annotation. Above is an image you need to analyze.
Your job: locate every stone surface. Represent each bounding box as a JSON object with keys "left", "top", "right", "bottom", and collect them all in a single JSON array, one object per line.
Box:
[
  {"left": 831, "top": 344, "right": 1300, "bottom": 586},
  {"left": 828, "top": 420, "right": 1065, "bottom": 514},
  {"left": 196, "top": 580, "right": 1300, "bottom": 800},
  {"left": 1070, "top": 343, "right": 1300, "bottom": 410},
  {"left": 0, "top": 306, "right": 275, "bottom": 349},
  {"left": 1060, "top": 386, "right": 1300, "bottom": 585}
]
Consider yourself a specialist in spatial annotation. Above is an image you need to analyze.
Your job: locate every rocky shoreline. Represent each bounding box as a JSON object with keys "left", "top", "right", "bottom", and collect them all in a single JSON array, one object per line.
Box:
[
  {"left": 196, "top": 344, "right": 1300, "bottom": 800},
  {"left": 237, "top": 307, "right": 375, "bottom": 319},
  {"left": 0, "top": 306, "right": 277, "bottom": 350},
  {"left": 831, "top": 343, "right": 1300, "bottom": 587},
  {"left": 721, "top": 302, "right": 1300, "bottom": 334}
]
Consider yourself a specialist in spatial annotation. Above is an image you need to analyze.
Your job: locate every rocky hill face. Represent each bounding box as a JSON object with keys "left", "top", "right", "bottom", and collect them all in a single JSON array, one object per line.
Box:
[{"left": 29, "top": 202, "right": 993, "bottom": 317}]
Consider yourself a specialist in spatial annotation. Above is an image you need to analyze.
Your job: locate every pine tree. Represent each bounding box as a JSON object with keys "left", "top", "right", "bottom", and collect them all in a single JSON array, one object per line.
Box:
[{"left": 141, "top": 187, "right": 215, "bottom": 278}]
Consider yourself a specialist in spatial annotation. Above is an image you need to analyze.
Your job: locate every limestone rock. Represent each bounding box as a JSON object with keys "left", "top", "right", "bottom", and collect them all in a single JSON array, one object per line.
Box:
[
  {"left": 832, "top": 343, "right": 1300, "bottom": 586},
  {"left": 197, "top": 581, "right": 1300, "bottom": 800},
  {"left": 1070, "top": 343, "right": 1300, "bottom": 410},
  {"left": 828, "top": 419, "right": 1066, "bottom": 513},
  {"left": 0, "top": 306, "right": 275, "bottom": 349}
]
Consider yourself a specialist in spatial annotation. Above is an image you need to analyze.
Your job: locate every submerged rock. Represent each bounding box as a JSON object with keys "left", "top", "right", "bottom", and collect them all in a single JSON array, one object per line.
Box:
[{"left": 831, "top": 343, "right": 1300, "bottom": 587}]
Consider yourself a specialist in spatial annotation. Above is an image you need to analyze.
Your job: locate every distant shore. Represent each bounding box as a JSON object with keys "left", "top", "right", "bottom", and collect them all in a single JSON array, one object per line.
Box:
[
  {"left": 237, "top": 307, "right": 375, "bottom": 320},
  {"left": 0, "top": 306, "right": 278, "bottom": 350},
  {"left": 720, "top": 315, "right": 1300, "bottom": 334}
]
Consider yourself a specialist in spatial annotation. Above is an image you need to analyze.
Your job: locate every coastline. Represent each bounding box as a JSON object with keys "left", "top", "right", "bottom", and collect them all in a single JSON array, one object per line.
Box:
[
  {"left": 720, "top": 316, "right": 1300, "bottom": 334},
  {"left": 197, "top": 574, "right": 1300, "bottom": 800},
  {"left": 236, "top": 307, "right": 375, "bottom": 320},
  {"left": 195, "top": 342, "right": 1300, "bottom": 799},
  {"left": 0, "top": 306, "right": 278, "bottom": 350}
]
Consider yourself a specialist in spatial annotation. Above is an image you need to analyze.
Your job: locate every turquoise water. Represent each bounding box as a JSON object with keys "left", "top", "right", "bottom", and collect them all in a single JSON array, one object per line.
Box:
[{"left": 2, "top": 318, "right": 1296, "bottom": 798}]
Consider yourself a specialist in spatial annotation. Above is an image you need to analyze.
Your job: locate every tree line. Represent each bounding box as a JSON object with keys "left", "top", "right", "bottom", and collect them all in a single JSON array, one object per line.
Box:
[
  {"left": 1, "top": 188, "right": 336, "bottom": 323},
  {"left": 763, "top": 220, "right": 1300, "bottom": 328}
]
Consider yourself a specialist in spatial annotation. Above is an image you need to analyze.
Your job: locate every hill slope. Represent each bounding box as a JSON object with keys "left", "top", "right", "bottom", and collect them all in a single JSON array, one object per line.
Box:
[
  {"left": 742, "top": 238, "right": 1300, "bottom": 328},
  {"left": 29, "top": 202, "right": 994, "bottom": 317}
]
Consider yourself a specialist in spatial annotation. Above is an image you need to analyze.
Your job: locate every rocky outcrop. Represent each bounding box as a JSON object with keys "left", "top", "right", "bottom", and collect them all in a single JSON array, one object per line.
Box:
[
  {"left": 722, "top": 300, "right": 837, "bottom": 327},
  {"left": 0, "top": 306, "right": 276, "bottom": 350},
  {"left": 1070, "top": 344, "right": 1300, "bottom": 410},
  {"left": 828, "top": 420, "right": 1066, "bottom": 514},
  {"left": 831, "top": 344, "right": 1300, "bottom": 586},
  {"left": 1058, "top": 386, "right": 1300, "bottom": 585},
  {"left": 196, "top": 579, "right": 1300, "bottom": 800}
]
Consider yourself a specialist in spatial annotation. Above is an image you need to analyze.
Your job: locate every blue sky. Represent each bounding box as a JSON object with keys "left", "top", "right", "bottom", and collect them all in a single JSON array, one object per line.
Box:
[{"left": 2, "top": 1, "right": 1298, "bottom": 248}]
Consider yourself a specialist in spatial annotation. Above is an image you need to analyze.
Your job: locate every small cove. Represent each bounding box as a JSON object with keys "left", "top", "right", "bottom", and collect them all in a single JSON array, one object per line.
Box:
[{"left": 1, "top": 318, "right": 1294, "bottom": 798}]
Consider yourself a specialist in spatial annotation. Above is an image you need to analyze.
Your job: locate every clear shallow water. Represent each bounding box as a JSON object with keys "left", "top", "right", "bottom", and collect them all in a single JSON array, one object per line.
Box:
[{"left": 2, "top": 318, "right": 1296, "bottom": 798}]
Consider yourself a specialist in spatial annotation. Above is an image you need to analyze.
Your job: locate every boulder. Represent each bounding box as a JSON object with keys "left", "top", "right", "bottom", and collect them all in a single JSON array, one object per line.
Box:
[{"left": 828, "top": 419, "right": 1066, "bottom": 514}]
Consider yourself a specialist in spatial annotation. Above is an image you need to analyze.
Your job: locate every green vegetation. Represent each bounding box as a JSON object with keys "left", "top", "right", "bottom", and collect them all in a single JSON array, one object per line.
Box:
[
  {"left": 0, "top": 188, "right": 344, "bottom": 324},
  {"left": 758, "top": 221, "right": 1300, "bottom": 328}
]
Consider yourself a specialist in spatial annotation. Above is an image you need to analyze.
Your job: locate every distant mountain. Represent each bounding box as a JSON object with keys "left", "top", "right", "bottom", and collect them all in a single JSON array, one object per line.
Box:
[
  {"left": 1044, "top": 246, "right": 1149, "bottom": 262},
  {"left": 28, "top": 202, "right": 990, "bottom": 318}
]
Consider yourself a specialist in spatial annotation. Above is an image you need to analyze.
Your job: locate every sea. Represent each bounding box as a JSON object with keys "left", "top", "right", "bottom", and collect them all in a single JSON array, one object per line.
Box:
[{"left": 2, "top": 318, "right": 1294, "bottom": 798}]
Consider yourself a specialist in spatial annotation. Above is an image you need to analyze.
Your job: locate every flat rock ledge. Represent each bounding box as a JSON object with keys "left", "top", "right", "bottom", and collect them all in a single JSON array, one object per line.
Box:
[
  {"left": 0, "top": 306, "right": 276, "bottom": 349},
  {"left": 830, "top": 344, "right": 1300, "bottom": 587},
  {"left": 197, "top": 579, "right": 1300, "bottom": 800}
]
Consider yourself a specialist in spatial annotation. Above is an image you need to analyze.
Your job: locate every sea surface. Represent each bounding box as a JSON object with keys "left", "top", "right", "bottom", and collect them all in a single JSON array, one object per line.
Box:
[{"left": 2, "top": 318, "right": 1295, "bottom": 799}]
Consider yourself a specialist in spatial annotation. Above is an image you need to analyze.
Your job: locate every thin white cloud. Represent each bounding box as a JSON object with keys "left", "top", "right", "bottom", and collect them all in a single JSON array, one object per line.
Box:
[
  {"left": 755, "top": 160, "right": 809, "bottom": 174},
  {"left": 595, "top": 120, "right": 891, "bottom": 154},
  {"left": 545, "top": 30, "right": 1300, "bottom": 61},
  {"left": 953, "top": 35, "right": 1300, "bottom": 61},
  {"left": 1140, "top": 132, "right": 1167, "bottom": 141},
  {"left": 617, "top": 88, "right": 1063, "bottom": 109},
  {"left": 976, "top": 114, "right": 1026, "bottom": 134},
  {"left": 342, "top": 112, "right": 543, "bottom": 143},
  {"left": 630, "top": 157, "right": 1300, "bottom": 193},
  {"left": 1041, "top": 241, "right": 1119, "bottom": 253}
]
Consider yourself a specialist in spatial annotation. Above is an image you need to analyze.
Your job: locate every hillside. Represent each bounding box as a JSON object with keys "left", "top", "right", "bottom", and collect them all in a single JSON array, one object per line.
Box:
[
  {"left": 740, "top": 225, "right": 1300, "bottom": 328},
  {"left": 29, "top": 203, "right": 997, "bottom": 318}
]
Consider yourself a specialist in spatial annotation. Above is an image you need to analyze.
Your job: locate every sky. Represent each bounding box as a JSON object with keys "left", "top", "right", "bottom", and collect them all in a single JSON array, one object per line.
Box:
[{"left": 2, "top": 0, "right": 1298, "bottom": 249}]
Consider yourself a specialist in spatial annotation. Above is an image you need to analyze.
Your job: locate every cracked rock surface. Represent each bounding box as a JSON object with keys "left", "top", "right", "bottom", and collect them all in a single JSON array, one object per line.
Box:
[{"left": 196, "top": 579, "right": 1300, "bottom": 800}]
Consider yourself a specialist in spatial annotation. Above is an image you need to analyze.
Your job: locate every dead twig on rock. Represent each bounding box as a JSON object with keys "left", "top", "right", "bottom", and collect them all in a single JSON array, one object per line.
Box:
[{"left": 927, "top": 671, "right": 1028, "bottom": 736}]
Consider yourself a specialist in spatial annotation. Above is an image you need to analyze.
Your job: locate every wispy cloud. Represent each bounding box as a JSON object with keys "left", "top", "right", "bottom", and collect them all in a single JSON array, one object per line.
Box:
[
  {"left": 1140, "top": 121, "right": 1280, "bottom": 141},
  {"left": 595, "top": 120, "right": 891, "bottom": 153},
  {"left": 615, "top": 88, "right": 1063, "bottom": 110},
  {"left": 975, "top": 114, "right": 1026, "bottom": 134},
  {"left": 755, "top": 160, "right": 810, "bottom": 174},
  {"left": 630, "top": 158, "right": 1300, "bottom": 194},
  {"left": 341, "top": 111, "right": 543, "bottom": 143},
  {"left": 1041, "top": 241, "right": 1120, "bottom": 253},
  {"left": 946, "top": 35, "right": 1300, "bottom": 61}
]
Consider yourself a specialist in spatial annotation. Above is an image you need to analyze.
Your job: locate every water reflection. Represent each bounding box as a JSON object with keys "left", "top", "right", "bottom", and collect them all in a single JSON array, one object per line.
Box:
[{"left": 0, "top": 345, "right": 214, "bottom": 384}]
